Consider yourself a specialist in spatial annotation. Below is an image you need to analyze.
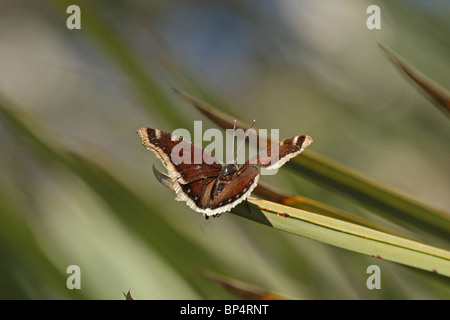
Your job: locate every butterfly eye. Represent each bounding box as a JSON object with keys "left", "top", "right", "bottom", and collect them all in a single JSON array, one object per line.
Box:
[{"left": 222, "top": 164, "right": 237, "bottom": 177}]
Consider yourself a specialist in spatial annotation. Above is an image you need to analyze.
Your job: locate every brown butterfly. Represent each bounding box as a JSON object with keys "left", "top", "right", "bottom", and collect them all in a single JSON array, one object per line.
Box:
[{"left": 137, "top": 123, "right": 312, "bottom": 219}]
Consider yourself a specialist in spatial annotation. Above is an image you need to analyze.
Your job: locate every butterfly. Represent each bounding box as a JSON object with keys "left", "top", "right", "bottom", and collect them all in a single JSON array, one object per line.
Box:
[{"left": 137, "top": 122, "right": 312, "bottom": 219}]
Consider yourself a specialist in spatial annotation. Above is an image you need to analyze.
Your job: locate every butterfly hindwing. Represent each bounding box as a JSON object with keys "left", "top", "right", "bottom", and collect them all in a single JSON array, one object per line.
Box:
[
  {"left": 208, "top": 164, "right": 259, "bottom": 213},
  {"left": 176, "top": 177, "right": 217, "bottom": 211}
]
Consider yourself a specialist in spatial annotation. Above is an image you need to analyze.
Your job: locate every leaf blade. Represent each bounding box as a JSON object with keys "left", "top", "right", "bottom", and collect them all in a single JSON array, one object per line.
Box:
[
  {"left": 233, "top": 198, "right": 450, "bottom": 277},
  {"left": 379, "top": 43, "right": 450, "bottom": 116}
]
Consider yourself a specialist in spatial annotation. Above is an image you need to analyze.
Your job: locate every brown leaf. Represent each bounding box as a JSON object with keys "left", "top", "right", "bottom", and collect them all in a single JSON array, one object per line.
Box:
[
  {"left": 123, "top": 289, "right": 133, "bottom": 300},
  {"left": 201, "top": 269, "right": 292, "bottom": 300},
  {"left": 379, "top": 43, "right": 450, "bottom": 117}
]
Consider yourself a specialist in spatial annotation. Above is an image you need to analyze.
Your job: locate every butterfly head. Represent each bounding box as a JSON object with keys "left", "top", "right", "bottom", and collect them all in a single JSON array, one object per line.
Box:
[{"left": 220, "top": 163, "right": 238, "bottom": 181}]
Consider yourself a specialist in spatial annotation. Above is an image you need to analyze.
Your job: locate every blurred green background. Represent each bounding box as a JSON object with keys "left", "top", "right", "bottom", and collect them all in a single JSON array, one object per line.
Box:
[{"left": 0, "top": 0, "right": 449, "bottom": 299}]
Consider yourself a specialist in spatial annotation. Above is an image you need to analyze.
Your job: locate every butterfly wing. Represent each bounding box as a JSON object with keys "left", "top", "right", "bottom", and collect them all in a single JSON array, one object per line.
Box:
[
  {"left": 138, "top": 127, "right": 222, "bottom": 183},
  {"left": 249, "top": 135, "right": 313, "bottom": 170},
  {"left": 175, "top": 177, "right": 217, "bottom": 212},
  {"left": 151, "top": 163, "right": 259, "bottom": 217},
  {"left": 139, "top": 127, "right": 226, "bottom": 217},
  {"left": 206, "top": 164, "right": 259, "bottom": 217}
]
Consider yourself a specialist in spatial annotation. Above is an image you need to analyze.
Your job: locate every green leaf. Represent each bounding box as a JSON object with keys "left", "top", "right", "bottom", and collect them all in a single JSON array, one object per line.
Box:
[
  {"left": 233, "top": 198, "right": 450, "bottom": 277},
  {"left": 255, "top": 182, "right": 402, "bottom": 236},
  {"left": 288, "top": 152, "right": 450, "bottom": 238}
]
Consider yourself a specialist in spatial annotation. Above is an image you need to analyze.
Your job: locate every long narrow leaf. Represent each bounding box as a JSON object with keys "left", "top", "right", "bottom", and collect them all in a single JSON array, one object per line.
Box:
[
  {"left": 233, "top": 198, "right": 450, "bottom": 277},
  {"left": 202, "top": 270, "right": 293, "bottom": 300},
  {"left": 379, "top": 44, "right": 450, "bottom": 116},
  {"left": 0, "top": 193, "right": 80, "bottom": 299},
  {"left": 255, "top": 182, "right": 401, "bottom": 235}
]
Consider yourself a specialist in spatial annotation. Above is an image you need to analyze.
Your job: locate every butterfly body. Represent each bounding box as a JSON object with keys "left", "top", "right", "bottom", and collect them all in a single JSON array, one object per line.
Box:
[{"left": 138, "top": 127, "right": 312, "bottom": 218}]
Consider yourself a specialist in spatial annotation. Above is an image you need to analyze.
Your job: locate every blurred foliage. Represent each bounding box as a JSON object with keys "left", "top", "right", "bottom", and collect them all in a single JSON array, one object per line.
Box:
[{"left": 0, "top": 0, "right": 449, "bottom": 299}]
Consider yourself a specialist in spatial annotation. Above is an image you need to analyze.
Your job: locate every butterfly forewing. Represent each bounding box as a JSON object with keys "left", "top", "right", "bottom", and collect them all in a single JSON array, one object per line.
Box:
[
  {"left": 138, "top": 127, "right": 222, "bottom": 184},
  {"left": 250, "top": 135, "right": 313, "bottom": 170}
]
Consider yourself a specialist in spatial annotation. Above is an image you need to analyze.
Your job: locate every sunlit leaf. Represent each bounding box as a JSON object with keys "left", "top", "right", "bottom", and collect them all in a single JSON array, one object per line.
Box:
[{"left": 233, "top": 199, "right": 450, "bottom": 277}]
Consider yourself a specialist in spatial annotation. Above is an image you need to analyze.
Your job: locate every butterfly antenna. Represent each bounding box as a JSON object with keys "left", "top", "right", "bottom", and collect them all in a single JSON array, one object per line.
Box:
[
  {"left": 230, "top": 120, "right": 237, "bottom": 163},
  {"left": 233, "top": 119, "right": 256, "bottom": 164}
]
